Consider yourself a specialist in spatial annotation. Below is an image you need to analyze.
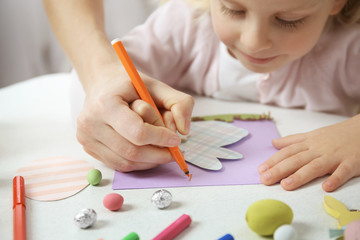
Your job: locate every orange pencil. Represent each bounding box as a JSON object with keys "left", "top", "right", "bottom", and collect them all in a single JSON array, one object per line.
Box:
[
  {"left": 13, "top": 176, "right": 26, "bottom": 240},
  {"left": 111, "top": 39, "right": 190, "bottom": 178}
]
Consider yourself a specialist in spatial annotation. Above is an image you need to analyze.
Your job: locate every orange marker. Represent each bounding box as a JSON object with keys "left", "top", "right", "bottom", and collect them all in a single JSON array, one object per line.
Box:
[
  {"left": 13, "top": 176, "right": 26, "bottom": 240},
  {"left": 111, "top": 39, "right": 190, "bottom": 178}
]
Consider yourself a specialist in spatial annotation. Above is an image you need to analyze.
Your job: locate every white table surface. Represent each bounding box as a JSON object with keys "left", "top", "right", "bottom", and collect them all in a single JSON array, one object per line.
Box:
[{"left": 1, "top": 73, "right": 359, "bottom": 240}]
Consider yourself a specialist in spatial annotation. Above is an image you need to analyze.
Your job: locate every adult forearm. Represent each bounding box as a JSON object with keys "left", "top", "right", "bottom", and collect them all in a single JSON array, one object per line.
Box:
[{"left": 43, "top": 0, "right": 118, "bottom": 90}]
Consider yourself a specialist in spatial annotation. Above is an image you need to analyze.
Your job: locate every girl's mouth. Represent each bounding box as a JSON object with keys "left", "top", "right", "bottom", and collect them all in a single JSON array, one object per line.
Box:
[{"left": 240, "top": 52, "right": 278, "bottom": 64}]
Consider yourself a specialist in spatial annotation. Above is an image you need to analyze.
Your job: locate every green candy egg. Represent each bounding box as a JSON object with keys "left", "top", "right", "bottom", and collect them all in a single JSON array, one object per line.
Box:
[
  {"left": 246, "top": 199, "right": 293, "bottom": 236},
  {"left": 87, "top": 169, "right": 102, "bottom": 186}
]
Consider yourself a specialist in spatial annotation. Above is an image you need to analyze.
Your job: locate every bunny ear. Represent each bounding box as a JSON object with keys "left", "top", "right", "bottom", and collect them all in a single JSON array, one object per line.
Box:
[
  {"left": 324, "top": 195, "right": 360, "bottom": 228},
  {"left": 324, "top": 195, "right": 348, "bottom": 219},
  {"left": 179, "top": 121, "right": 248, "bottom": 171}
]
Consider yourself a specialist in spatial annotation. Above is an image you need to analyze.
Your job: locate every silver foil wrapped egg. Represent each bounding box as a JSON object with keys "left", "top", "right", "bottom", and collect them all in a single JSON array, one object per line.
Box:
[
  {"left": 74, "top": 208, "right": 97, "bottom": 229},
  {"left": 151, "top": 189, "right": 172, "bottom": 209}
]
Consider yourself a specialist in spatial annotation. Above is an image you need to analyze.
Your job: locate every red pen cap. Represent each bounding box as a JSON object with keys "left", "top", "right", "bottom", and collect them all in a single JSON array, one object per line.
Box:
[{"left": 13, "top": 176, "right": 26, "bottom": 209}]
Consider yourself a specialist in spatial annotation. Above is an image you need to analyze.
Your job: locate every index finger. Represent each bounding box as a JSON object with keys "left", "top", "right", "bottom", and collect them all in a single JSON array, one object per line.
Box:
[
  {"left": 106, "top": 100, "right": 181, "bottom": 147},
  {"left": 258, "top": 142, "right": 308, "bottom": 174}
]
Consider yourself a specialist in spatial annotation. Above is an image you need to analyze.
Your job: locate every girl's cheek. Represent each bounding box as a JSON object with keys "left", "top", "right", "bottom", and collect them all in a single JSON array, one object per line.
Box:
[{"left": 214, "top": 22, "right": 240, "bottom": 46}]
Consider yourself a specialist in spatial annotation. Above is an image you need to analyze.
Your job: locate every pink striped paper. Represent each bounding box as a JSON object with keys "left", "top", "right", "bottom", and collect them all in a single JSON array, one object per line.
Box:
[{"left": 16, "top": 156, "right": 93, "bottom": 201}]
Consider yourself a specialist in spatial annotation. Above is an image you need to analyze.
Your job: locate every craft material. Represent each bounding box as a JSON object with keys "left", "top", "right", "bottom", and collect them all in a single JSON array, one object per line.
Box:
[
  {"left": 16, "top": 156, "right": 93, "bottom": 201},
  {"left": 13, "top": 176, "right": 26, "bottom": 240},
  {"left": 324, "top": 195, "right": 360, "bottom": 228},
  {"left": 246, "top": 199, "right": 293, "bottom": 236},
  {"left": 122, "top": 232, "right": 140, "bottom": 240},
  {"left": 191, "top": 113, "right": 272, "bottom": 122},
  {"left": 111, "top": 39, "right": 190, "bottom": 179},
  {"left": 273, "top": 225, "right": 297, "bottom": 240},
  {"left": 344, "top": 220, "right": 360, "bottom": 240},
  {"left": 87, "top": 169, "right": 102, "bottom": 186},
  {"left": 329, "top": 228, "right": 345, "bottom": 238},
  {"left": 153, "top": 214, "right": 192, "bottom": 240},
  {"left": 113, "top": 116, "right": 280, "bottom": 190},
  {"left": 217, "top": 233, "right": 234, "bottom": 240},
  {"left": 151, "top": 189, "right": 173, "bottom": 209},
  {"left": 179, "top": 121, "right": 248, "bottom": 170},
  {"left": 74, "top": 208, "right": 97, "bottom": 229},
  {"left": 103, "top": 193, "right": 124, "bottom": 211}
]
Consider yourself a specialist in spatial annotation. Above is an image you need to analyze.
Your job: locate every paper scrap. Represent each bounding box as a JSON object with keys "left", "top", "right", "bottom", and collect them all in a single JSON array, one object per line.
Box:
[
  {"left": 324, "top": 195, "right": 360, "bottom": 228},
  {"left": 180, "top": 121, "right": 248, "bottom": 170},
  {"left": 16, "top": 156, "right": 93, "bottom": 201}
]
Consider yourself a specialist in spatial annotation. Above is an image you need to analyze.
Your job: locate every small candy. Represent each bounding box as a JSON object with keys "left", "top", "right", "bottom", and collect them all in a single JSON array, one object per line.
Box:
[
  {"left": 274, "top": 225, "right": 297, "bottom": 240},
  {"left": 344, "top": 220, "right": 360, "bottom": 240},
  {"left": 74, "top": 208, "right": 97, "bottom": 229},
  {"left": 246, "top": 199, "right": 293, "bottom": 236},
  {"left": 217, "top": 233, "right": 234, "bottom": 240},
  {"left": 103, "top": 193, "right": 124, "bottom": 211},
  {"left": 87, "top": 169, "right": 102, "bottom": 186},
  {"left": 151, "top": 189, "right": 172, "bottom": 209},
  {"left": 122, "top": 232, "right": 140, "bottom": 240}
]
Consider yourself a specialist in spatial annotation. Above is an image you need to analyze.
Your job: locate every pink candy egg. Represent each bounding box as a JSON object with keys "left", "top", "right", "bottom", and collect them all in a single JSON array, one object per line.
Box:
[
  {"left": 103, "top": 193, "right": 124, "bottom": 211},
  {"left": 344, "top": 220, "right": 360, "bottom": 240}
]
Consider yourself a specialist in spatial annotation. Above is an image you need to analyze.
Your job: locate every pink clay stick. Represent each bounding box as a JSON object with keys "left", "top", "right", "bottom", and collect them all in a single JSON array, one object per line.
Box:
[{"left": 153, "top": 214, "right": 192, "bottom": 240}]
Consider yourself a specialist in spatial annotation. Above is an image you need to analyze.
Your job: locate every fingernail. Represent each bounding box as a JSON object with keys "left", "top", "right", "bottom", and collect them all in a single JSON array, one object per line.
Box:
[
  {"left": 262, "top": 172, "right": 271, "bottom": 180},
  {"left": 170, "top": 123, "right": 177, "bottom": 132},
  {"left": 168, "top": 136, "right": 181, "bottom": 146},
  {"left": 283, "top": 178, "right": 293, "bottom": 185},
  {"left": 185, "top": 118, "right": 191, "bottom": 133},
  {"left": 258, "top": 165, "right": 267, "bottom": 173},
  {"left": 324, "top": 180, "right": 332, "bottom": 188}
]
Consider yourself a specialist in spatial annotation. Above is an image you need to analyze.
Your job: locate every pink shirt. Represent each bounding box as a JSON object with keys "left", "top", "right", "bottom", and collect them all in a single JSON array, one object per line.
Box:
[{"left": 121, "top": 0, "right": 360, "bottom": 116}]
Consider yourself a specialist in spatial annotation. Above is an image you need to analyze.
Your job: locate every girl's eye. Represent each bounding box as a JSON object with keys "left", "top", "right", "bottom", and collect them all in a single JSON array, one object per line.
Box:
[
  {"left": 221, "top": 5, "right": 245, "bottom": 17},
  {"left": 276, "top": 17, "right": 305, "bottom": 30}
]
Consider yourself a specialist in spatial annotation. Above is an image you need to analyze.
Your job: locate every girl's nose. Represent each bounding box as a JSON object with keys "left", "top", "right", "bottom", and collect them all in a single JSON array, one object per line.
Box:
[{"left": 240, "top": 20, "right": 272, "bottom": 54}]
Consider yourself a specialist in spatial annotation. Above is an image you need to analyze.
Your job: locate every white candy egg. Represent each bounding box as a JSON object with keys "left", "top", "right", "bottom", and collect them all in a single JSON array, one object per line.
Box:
[{"left": 274, "top": 225, "right": 297, "bottom": 240}]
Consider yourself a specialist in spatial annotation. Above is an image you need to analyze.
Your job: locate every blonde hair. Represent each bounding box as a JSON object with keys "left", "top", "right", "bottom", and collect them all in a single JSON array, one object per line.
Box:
[
  {"left": 161, "top": 0, "right": 209, "bottom": 10},
  {"left": 184, "top": 0, "right": 210, "bottom": 11},
  {"left": 166, "top": 0, "right": 360, "bottom": 25}
]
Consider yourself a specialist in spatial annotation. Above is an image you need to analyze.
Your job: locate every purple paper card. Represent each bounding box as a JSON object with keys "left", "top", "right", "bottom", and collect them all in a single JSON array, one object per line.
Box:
[{"left": 113, "top": 120, "right": 280, "bottom": 189}]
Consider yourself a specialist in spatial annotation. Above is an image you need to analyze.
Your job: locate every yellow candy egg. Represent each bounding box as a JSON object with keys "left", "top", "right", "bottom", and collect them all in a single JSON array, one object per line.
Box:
[{"left": 246, "top": 199, "right": 293, "bottom": 236}]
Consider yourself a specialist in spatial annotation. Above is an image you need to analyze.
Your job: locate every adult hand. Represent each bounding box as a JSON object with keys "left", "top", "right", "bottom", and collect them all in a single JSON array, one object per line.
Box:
[
  {"left": 76, "top": 62, "right": 194, "bottom": 172},
  {"left": 258, "top": 114, "right": 360, "bottom": 192}
]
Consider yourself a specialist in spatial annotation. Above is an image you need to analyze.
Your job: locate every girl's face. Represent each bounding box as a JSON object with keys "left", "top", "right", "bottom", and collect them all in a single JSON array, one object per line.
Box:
[{"left": 210, "top": 0, "right": 344, "bottom": 73}]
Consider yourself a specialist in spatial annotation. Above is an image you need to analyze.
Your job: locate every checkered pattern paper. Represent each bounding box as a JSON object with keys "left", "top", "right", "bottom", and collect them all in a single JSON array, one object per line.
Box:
[{"left": 179, "top": 121, "right": 248, "bottom": 170}]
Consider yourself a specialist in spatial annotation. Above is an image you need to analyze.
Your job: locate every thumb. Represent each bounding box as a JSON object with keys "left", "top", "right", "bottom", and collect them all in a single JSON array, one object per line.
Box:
[
  {"left": 144, "top": 77, "right": 194, "bottom": 135},
  {"left": 170, "top": 97, "right": 194, "bottom": 135}
]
